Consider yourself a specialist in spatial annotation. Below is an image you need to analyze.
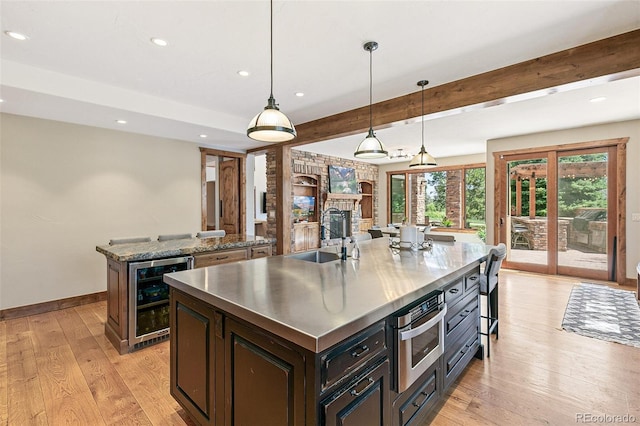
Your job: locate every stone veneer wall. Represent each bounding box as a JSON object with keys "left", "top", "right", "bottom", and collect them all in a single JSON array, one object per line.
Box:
[
  {"left": 445, "top": 170, "right": 462, "bottom": 227},
  {"left": 410, "top": 174, "right": 428, "bottom": 225},
  {"left": 264, "top": 149, "right": 379, "bottom": 247}
]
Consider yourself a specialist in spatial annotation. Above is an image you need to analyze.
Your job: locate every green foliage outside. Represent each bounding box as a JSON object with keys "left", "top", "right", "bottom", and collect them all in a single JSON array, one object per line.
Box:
[
  {"left": 424, "top": 171, "right": 446, "bottom": 222},
  {"left": 423, "top": 168, "right": 486, "bottom": 232},
  {"left": 390, "top": 174, "right": 406, "bottom": 224},
  {"left": 509, "top": 154, "right": 607, "bottom": 218}
]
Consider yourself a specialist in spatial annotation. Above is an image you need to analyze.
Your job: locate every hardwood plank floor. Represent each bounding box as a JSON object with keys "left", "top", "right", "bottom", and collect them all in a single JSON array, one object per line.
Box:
[{"left": 0, "top": 271, "right": 637, "bottom": 425}]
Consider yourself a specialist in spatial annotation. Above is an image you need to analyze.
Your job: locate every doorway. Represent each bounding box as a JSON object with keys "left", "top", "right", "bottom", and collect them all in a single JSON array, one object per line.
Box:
[
  {"left": 495, "top": 139, "right": 627, "bottom": 283},
  {"left": 200, "top": 148, "right": 246, "bottom": 234}
]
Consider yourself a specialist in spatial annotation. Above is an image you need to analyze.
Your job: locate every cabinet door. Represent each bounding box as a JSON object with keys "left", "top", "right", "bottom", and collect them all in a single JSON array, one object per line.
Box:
[
  {"left": 225, "top": 318, "right": 306, "bottom": 426},
  {"left": 322, "top": 359, "right": 390, "bottom": 426},
  {"left": 306, "top": 223, "right": 320, "bottom": 249},
  {"left": 293, "top": 224, "right": 308, "bottom": 252},
  {"left": 170, "top": 289, "right": 223, "bottom": 426},
  {"left": 105, "top": 258, "right": 129, "bottom": 354}
]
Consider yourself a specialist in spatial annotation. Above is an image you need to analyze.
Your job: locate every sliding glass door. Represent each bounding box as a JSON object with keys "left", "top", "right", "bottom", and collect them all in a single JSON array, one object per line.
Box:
[
  {"left": 496, "top": 142, "right": 622, "bottom": 282},
  {"left": 557, "top": 148, "right": 614, "bottom": 281}
]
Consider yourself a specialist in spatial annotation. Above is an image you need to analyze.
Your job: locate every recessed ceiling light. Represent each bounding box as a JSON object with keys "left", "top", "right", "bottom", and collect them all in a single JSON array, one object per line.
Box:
[
  {"left": 4, "top": 31, "right": 28, "bottom": 41},
  {"left": 0, "top": 99, "right": 4, "bottom": 103},
  {"left": 150, "top": 37, "right": 168, "bottom": 47},
  {"left": 295, "top": 92, "right": 305, "bottom": 97},
  {"left": 237, "top": 70, "right": 250, "bottom": 77},
  {"left": 199, "top": 134, "right": 208, "bottom": 138},
  {"left": 589, "top": 97, "right": 606, "bottom": 103},
  {"left": 115, "top": 120, "right": 127, "bottom": 124}
]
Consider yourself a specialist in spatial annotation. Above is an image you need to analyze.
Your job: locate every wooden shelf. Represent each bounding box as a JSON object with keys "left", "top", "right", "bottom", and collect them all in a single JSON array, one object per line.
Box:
[{"left": 325, "top": 193, "right": 362, "bottom": 201}]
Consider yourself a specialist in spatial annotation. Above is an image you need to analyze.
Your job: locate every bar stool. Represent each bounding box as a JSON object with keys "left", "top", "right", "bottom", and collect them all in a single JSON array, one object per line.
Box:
[{"left": 479, "top": 243, "right": 506, "bottom": 358}]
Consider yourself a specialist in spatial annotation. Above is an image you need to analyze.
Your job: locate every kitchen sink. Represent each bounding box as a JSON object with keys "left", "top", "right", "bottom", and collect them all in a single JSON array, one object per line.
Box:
[{"left": 286, "top": 250, "right": 341, "bottom": 263}]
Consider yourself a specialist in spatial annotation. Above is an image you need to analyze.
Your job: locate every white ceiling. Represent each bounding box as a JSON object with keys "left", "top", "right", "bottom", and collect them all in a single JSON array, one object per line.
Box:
[{"left": 1, "top": 1, "right": 639, "bottom": 164}]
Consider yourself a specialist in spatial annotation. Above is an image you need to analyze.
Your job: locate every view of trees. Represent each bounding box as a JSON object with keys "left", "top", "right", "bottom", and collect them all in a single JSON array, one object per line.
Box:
[
  {"left": 509, "top": 154, "right": 607, "bottom": 218},
  {"left": 558, "top": 154, "right": 607, "bottom": 217}
]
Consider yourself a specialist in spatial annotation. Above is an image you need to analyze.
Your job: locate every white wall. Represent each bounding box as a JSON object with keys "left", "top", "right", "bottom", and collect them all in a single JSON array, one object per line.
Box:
[
  {"left": 0, "top": 113, "right": 201, "bottom": 309},
  {"left": 486, "top": 119, "right": 639, "bottom": 279},
  {"left": 254, "top": 154, "right": 267, "bottom": 221},
  {"left": 377, "top": 153, "right": 486, "bottom": 226}
]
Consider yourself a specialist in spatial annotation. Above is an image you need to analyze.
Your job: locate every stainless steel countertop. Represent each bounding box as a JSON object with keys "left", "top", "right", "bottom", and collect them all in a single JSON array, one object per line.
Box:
[
  {"left": 163, "top": 238, "right": 490, "bottom": 353},
  {"left": 96, "top": 234, "right": 275, "bottom": 262}
]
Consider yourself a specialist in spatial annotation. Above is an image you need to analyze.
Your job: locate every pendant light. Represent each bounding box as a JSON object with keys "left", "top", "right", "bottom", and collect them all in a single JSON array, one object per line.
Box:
[
  {"left": 409, "top": 80, "right": 437, "bottom": 168},
  {"left": 247, "top": 0, "right": 296, "bottom": 142},
  {"left": 354, "top": 41, "right": 388, "bottom": 159}
]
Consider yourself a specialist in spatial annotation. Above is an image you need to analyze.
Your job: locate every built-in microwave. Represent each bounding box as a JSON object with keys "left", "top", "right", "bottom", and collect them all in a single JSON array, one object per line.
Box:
[{"left": 394, "top": 290, "right": 447, "bottom": 393}]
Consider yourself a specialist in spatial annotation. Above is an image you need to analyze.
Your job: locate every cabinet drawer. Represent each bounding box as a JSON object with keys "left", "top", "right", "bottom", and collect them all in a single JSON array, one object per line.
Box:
[
  {"left": 444, "top": 323, "right": 479, "bottom": 388},
  {"left": 250, "top": 245, "right": 272, "bottom": 259},
  {"left": 321, "top": 359, "right": 390, "bottom": 426},
  {"left": 443, "top": 279, "right": 464, "bottom": 306},
  {"left": 321, "top": 323, "right": 387, "bottom": 391},
  {"left": 465, "top": 271, "right": 480, "bottom": 292},
  {"left": 445, "top": 291, "right": 478, "bottom": 337},
  {"left": 398, "top": 365, "right": 438, "bottom": 426},
  {"left": 194, "top": 249, "right": 248, "bottom": 268}
]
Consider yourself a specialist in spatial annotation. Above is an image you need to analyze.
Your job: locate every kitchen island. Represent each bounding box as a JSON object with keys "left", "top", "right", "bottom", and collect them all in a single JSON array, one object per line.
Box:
[
  {"left": 96, "top": 234, "right": 274, "bottom": 354},
  {"left": 164, "top": 238, "right": 489, "bottom": 425}
]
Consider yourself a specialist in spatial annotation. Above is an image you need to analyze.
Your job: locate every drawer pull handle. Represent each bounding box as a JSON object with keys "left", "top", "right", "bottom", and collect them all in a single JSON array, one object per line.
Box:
[
  {"left": 412, "top": 391, "right": 430, "bottom": 408},
  {"left": 449, "top": 288, "right": 459, "bottom": 294},
  {"left": 351, "top": 345, "right": 370, "bottom": 358},
  {"left": 459, "top": 309, "right": 471, "bottom": 318},
  {"left": 216, "top": 256, "right": 229, "bottom": 260},
  {"left": 350, "top": 377, "right": 374, "bottom": 397},
  {"left": 469, "top": 276, "right": 478, "bottom": 281}
]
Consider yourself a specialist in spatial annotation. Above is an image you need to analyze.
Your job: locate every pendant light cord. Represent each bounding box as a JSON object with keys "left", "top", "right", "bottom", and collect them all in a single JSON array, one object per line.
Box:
[
  {"left": 421, "top": 83, "right": 425, "bottom": 149},
  {"left": 270, "top": 0, "right": 274, "bottom": 99},
  {"left": 369, "top": 47, "right": 373, "bottom": 129}
]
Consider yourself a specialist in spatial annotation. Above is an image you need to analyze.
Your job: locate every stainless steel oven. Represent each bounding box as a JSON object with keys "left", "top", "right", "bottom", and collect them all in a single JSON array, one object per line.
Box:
[
  {"left": 395, "top": 290, "right": 447, "bottom": 392},
  {"left": 128, "top": 256, "right": 193, "bottom": 349}
]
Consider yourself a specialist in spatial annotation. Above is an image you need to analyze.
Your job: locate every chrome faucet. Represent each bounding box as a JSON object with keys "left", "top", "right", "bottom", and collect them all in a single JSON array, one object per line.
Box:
[{"left": 320, "top": 207, "right": 348, "bottom": 261}]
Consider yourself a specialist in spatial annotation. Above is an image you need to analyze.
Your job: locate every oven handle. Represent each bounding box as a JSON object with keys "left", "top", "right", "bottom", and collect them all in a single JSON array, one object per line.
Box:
[{"left": 399, "top": 304, "right": 448, "bottom": 341}]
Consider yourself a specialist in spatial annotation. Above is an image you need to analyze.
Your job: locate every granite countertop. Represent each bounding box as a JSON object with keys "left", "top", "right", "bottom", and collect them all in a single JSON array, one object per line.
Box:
[
  {"left": 163, "top": 238, "right": 490, "bottom": 353},
  {"left": 96, "top": 234, "right": 275, "bottom": 262}
]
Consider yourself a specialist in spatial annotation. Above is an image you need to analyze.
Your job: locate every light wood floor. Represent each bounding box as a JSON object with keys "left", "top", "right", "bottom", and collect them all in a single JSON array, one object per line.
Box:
[{"left": 0, "top": 271, "right": 638, "bottom": 425}]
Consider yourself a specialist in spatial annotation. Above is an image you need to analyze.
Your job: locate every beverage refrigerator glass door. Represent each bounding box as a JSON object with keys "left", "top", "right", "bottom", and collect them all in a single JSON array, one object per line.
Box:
[
  {"left": 395, "top": 290, "right": 447, "bottom": 392},
  {"left": 128, "top": 256, "right": 194, "bottom": 348}
]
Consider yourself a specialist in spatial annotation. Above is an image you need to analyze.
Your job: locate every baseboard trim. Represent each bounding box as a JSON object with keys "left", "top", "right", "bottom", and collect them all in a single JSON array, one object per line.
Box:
[{"left": 0, "top": 291, "right": 107, "bottom": 320}]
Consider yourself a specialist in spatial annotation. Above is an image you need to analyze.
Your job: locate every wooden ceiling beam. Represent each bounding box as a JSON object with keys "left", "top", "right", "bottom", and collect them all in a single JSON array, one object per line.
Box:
[{"left": 248, "top": 29, "right": 640, "bottom": 153}]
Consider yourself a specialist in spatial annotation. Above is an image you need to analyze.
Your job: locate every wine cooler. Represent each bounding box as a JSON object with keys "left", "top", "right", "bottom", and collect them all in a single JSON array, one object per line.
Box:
[{"left": 128, "top": 256, "right": 194, "bottom": 349}]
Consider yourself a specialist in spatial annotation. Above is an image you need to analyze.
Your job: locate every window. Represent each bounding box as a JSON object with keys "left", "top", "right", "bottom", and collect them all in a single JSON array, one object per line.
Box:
[{"left": 387, "top": 164, "right": 486, "bottom": 234}]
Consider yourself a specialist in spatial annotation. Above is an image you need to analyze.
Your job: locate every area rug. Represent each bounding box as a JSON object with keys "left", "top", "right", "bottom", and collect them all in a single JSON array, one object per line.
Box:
[{"left": 562, "top": 283, "right": 640, "bottom": 348}]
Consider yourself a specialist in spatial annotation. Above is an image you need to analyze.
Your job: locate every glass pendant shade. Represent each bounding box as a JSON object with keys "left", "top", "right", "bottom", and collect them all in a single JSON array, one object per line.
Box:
[
  {"left": 409, "top": 79, "right": 436, "bottom": 168},
  {"left": 246, "top": 0, "right": 296, "bottom": 143},
  {"left": 247, "top": 96, "right": 296, "bottom": 142},
  {"left": 355, "top": 128, "right": 388, "bottom": 159},
  {"left": 409, "top": 146, "right": 437, "bottom": 168},
  {"left": 354, "top": 41, "right": 387, "bottom": 159}
]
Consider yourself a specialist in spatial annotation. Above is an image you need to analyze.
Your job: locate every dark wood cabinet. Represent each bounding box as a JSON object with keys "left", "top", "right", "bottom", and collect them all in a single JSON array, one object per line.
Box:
[
  {"left": 392, "top": 360, "right": 440, "bottom": 426},
  {"left": 321, "top": 359, "right": 390, "bottom": 426},
  {"left": 225, "top": 318, "right": 306, "bottom": 426},
  {"left": 169, "top": 265, "right": 481, "bottom": 426},
  {"left": 105, "top": 258, "right": 128, "bottom": 354},
  {"left": 170, "top": 289, "right": 224, "bottom": 426},
  {"left": 442, "top": 269, "right": 481, "bottom": 388}
]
